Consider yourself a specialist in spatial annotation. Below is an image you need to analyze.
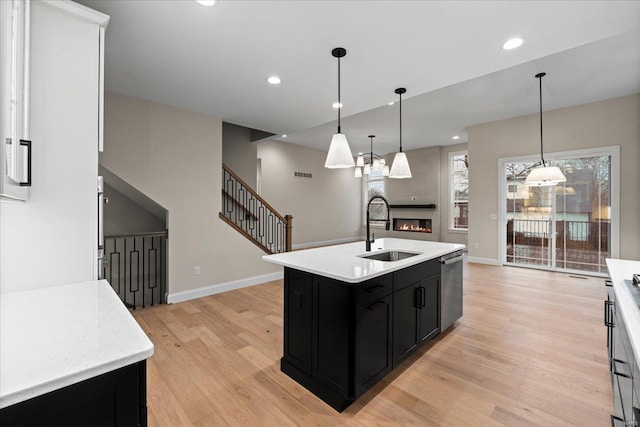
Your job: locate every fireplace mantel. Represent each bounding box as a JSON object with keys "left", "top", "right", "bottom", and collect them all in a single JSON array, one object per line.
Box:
[{"left": 389, "top": 204, "right": 436, "bottom": 209}]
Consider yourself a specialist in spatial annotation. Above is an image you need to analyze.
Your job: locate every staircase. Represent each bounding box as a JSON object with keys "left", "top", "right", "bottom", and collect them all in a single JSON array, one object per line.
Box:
[{"left": 219, "top": 164, "right": 292, "bottom": 254}]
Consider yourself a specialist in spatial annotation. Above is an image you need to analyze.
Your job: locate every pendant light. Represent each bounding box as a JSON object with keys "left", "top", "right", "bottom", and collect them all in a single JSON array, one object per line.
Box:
[
  {"left": 389, "top": 88, "right": 412, "bottom": 179},
  {"left": 324, "top": 48, "right": 355, "bottom": 169},
  {"left": 363, "top": 135, "right": 375, "bottom": 175},
  {"left": 356, "top": 154, "right": 365, "bottom": 167},
  {"left": 524, "top": 72, "right": 566, "bottom": 186},
  {"left": 354, "top": 167, "right": 362, "bottom": 178}
]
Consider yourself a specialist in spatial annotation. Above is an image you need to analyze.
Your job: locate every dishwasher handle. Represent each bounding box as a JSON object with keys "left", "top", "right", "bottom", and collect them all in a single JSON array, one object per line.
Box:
[{"left": 440, "top": 254, "right": 465, "bottom": 265}]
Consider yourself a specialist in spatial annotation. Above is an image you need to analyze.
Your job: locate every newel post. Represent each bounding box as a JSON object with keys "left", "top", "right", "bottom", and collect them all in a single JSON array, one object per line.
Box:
[{"left": 285, "top": 215, "right": 293, "bottom": 252}]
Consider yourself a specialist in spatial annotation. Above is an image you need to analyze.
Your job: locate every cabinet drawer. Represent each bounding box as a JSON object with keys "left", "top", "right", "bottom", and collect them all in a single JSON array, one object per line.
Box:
[
  {"left": 355, "top": 274, "right": 393, "bottom": 307},
  {"left": 394, "top": 260, "right": 440, "bottom": 291}
]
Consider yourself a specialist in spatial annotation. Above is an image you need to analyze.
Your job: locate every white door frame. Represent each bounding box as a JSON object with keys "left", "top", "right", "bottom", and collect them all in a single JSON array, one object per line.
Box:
[{"left": 498, "top": 145, "right": 620, "bottom": 274}]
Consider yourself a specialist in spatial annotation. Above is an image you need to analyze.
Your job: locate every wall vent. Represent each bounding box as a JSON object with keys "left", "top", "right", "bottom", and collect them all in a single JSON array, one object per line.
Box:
[{"left": 294, "top": 172, "right": 312, "bottom": 178}]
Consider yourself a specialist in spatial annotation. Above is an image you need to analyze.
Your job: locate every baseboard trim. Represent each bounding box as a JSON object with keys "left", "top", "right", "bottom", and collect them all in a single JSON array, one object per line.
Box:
[
  {"left": 292, "top": 236, "right": 361, "bottom": 250},
  {"left": 465, "top": 256, "right": 501, "bottom": 266},
  {"left": 166, "top": 271, "right": 284, "bottom": 304}
]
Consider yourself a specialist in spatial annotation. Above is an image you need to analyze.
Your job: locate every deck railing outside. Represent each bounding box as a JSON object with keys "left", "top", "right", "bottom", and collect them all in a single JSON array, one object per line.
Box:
[{"left": 506, "top": 218, "right": 609, "bottom": 272}]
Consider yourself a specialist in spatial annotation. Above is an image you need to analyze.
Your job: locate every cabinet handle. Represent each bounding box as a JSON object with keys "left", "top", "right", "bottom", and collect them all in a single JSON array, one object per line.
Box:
[
  {"left": 605, "top": 279, "right": 613, "bottom": 287},
  {"left": 18, "top": 140, "right": 31, "bottom": 187},
  {"left": 604, "top": 301, "right": 614, "bottom": 327},
  {"left": 610, "top": 414, "right": 624, "bottom": 426},
  {"left": 421, "top": 286, "right": 426, "bottom": 308},
  {"left": 612, "top": 360, "right": 631, "bottom": 379},
  {"left": 365, "top": 284, "right": 385, "bottom": 294},
  {"left": 367, "top": 300, "right": 385, "bottom": 310}
]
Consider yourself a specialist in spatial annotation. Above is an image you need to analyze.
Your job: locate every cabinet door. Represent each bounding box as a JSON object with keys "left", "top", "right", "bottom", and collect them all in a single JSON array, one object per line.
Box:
[
  {"left": 393, "top": 283, "right": 419, "bottom": 367},
  {"left": 355, "top": 294, "right": 392, "bottom": 398},
  {"left": 312, "top": 276, "right": 350, "bottom": 397},
  {"left": 418, "top": 275, "right": 440, "bottom": 345},
  {"left": 283, "top": 269, "right": 313, "bottom": 373}
]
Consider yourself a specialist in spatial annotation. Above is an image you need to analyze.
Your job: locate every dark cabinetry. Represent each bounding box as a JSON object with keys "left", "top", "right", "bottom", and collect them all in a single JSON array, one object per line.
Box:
[
  {"left": 605, "top": 280, "right": 639, "bottom": 426},
  {"left": 0, "top": 361, "right": 147, "bottom": 427},
  {"left": 281, "top": 259, "right": 441, "bottom": 412}
]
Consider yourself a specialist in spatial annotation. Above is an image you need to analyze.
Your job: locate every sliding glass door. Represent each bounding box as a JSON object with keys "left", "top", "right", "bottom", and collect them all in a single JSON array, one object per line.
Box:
[{"left": 502, "top": 148, "right": 618, "bottom": 275}]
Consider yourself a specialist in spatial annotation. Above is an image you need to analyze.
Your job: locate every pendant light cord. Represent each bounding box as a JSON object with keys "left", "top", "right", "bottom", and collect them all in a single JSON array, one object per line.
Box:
[
  {"left": 538, "top": 73, "right": 545, "bottom": 167},
  {"left": 370, "top": 136, "right": 373, "bottom": 167},
  {"left": 399, "top": 91, "right": 403, "bottom": 152},
  {"left": 337, "top": 55, "right": 341, "bottom": 133}
]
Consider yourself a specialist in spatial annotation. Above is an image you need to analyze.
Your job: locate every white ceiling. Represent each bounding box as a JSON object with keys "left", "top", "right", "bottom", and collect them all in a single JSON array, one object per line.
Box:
[{"left": 78, "top": 0, "right": 640, "bottom": 155}]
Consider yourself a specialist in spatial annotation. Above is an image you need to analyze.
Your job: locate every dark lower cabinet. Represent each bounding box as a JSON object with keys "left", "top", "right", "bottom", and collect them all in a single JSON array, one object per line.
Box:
[
  {"left": 0, "top": 360, "right": 147, "bottom": 427},
  {"left": 393, "top": 275, "right": 440, "bottom": 367},
  {"left": 355, "top": 294, "right": 393, "bottom": 397},
  {"left": 281, "top": 259, "right": 441, "bottom": 412}
]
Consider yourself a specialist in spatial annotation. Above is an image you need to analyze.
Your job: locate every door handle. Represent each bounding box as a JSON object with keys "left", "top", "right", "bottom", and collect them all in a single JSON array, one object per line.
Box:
[
  {"left": 19, "top": 140, "right": 31, "bottom": 187},
  {"left": 421, "top": 286, "right": 426, "bottom": 308}
]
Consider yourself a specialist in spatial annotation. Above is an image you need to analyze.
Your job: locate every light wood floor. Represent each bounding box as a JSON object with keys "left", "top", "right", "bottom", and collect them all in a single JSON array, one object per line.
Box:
[{"left": 133, "top": 263, "right": 612, "bottom": 426}]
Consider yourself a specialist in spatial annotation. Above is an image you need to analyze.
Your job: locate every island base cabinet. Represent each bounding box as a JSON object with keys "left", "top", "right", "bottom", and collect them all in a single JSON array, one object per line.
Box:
[
  {"left": 0, "top": 361, "right": 147, "bottom": 427},
  {"left": 281, "top": 261, "right": 441, "bottom": 412}
]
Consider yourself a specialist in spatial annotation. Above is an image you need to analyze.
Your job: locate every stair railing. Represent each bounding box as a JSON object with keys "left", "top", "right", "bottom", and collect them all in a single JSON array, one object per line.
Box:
[{"left": 220, "top": 164, "right": 292, "bottom": 254}]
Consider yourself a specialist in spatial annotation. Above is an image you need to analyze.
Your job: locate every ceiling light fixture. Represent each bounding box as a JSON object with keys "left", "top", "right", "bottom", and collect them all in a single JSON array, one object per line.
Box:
[
  {"left": 452, "top": 135, "right": 460, "bottom": 140},
  {"left": 324, "top": 47, "right": 355, "bottom": 169},
  {"left": 354, "top": 167, "right": 362, "bottom": 178},
  {"left": 389, "top": 88, "right": 412, "bottom": 179},
  {"left": 503, "top": 37, "right": 524, "bottom": 50},
  {"left": 524, "top": 72, "right": 567, "bottom": 186},
  {"left": 267, "top": 76, "right": 281, "bottom": 85},
  {"left": 387, "top": 102, "right": 394, "bottom": 106},
  {"left": 332, "top": 102, "right": 343, "bottom": 109},
  {"left": 282, "top": 134, "right": 287, "bottom": 138},
  {"left": 195, "top": 0, "right": 217, "bottom": 6},
  {"left": 355, "top": 135, "right": 387, "bottom": 178}
]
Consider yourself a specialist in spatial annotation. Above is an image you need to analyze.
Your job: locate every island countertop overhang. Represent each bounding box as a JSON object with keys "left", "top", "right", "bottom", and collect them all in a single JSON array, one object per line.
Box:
[{"left": 263, "top": 238, "right": 465, "bottom": 283}]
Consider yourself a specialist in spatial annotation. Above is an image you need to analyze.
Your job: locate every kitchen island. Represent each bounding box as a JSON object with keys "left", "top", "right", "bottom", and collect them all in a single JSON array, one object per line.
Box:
[
  {"left": 0, "top": 280, "right": 154, "bottom": 425},
  {"left": 263, "top": 238, "right": 465, "bottom": 411}
]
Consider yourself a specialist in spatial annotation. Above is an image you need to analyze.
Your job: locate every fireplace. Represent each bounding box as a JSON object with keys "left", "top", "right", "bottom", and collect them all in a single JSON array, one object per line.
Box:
[{"left": 393, "top": 218, "right": 432, "bottom": 233}]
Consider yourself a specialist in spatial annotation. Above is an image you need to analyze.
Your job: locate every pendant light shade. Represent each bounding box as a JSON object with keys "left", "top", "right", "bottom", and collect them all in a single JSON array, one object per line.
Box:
[
  {"left": 354, "top": 167, "right": 362, "bottom": 178},
  {"left": 325, "top": 133, "right": 355, "bottom": 168},
  {"left": 382, "top": 165, "right": 390, "bottom": 176},
  {"left": 390, "top": 152, "right": 412, "bottom": 178},
  {"left": 389, "top": 87, "right": 412, "bottom": 179},
  {"left": 363, "top": 164, "right": 371, "bottom": 175},
  {"left": 356, "top": 154, "right": 365, "bottom": 167},
  {"left": 525, "top": 72, "right": 566, "bottom": 186},
  {"left": 324, "top": 47, "right": 355, "bottom": 169}
]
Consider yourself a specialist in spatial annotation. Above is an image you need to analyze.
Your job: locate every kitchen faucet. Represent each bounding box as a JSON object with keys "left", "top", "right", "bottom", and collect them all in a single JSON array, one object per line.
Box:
[{"left": 366, "top": 195, "right": 391, "bottom": 251}]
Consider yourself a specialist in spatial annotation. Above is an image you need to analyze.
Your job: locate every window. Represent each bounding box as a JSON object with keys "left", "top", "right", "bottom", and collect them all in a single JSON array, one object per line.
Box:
[
  {"left": 450, "top": 151, "right": 468, "bottom": 230},
  {"left": 364, "top": 168, "right": 386, "bottom": 225}
]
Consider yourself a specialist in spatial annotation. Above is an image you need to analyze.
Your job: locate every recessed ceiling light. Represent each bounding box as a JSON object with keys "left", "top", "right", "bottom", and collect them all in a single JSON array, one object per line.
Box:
[
  {"left": 502, "top": 37, "right": 524, "bottom": 50},
  {"left": 195, "top": 0, "right": 216, "bottom": 6},
  {"left": 332, "top": 102, "right": 343, "bottom": 109},
  {"left": 358, "top": 152, "right": 363, "bottom": 155},
  {"left": 267, "top": 76, "right": 281, "bottom": 85},
  {"left": 452, "top": 135, "right": 460, "bottom": 140},
  {"left": 387, "top": 102, "right": 394, "bottom": 106},
  {"left": 282, "top": 134, "right": 287, "bottom": 138}
]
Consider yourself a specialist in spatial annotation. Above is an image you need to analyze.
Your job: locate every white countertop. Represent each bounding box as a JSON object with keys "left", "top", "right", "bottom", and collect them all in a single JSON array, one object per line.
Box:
[
  {"left": 606, "top": 259, "right": 640, "bottom": 367},
  {"left": 0, "top": 280, "right": 154, "bottom": 409},
  {"left": 263, "top": 238, "right": 465, "bottom": 283}
]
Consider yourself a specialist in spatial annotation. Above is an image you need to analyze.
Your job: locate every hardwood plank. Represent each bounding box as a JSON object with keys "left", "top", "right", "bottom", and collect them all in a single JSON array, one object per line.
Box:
[{"left": 133, "top": 262, "right": 613, "bottom": 426}]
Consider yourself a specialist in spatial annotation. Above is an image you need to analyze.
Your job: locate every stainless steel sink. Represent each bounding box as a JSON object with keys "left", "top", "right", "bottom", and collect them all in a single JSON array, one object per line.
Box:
[{"left": 358, "top": 250, "right": 421, "bottom": 262}]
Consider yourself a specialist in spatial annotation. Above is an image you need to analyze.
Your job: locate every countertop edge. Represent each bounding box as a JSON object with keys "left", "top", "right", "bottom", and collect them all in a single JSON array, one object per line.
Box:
[{"left": 0, "top": 346, "right": 154, "bottom": 409}]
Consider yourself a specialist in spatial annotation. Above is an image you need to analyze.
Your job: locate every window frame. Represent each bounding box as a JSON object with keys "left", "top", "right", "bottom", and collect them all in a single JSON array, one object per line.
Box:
[
  {"left": 363, "top": 167, "right": 387, "bottom": 227},
  {"left": 449, "top": 150, "right": 469, "bottom": 232}
]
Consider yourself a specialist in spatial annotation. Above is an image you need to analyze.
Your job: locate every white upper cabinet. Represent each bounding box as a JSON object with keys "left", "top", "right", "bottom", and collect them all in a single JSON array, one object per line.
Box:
[{"left": 0, "top": 0, "right": 31, "bottom": 201}]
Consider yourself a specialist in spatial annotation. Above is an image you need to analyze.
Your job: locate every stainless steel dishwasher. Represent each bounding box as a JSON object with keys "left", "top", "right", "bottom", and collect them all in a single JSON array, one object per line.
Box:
[{"left": 440, "top": 250, "right": 465, "bottom": 331}]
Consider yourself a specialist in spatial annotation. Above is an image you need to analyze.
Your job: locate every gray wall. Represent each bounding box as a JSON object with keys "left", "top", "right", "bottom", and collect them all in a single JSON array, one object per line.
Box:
[
  {"left": 222, "top": 122, "right": 258, "bottom": 189},
  {"left": 467, "top": 94, "right": 640, "bottom": 263},
  {"left": 103, "top": 183, "right": 166, "bottom": 235},
  {"left": 257, "top": 140, "right": 362, "bottom": 247},
  {"left": 101, "top": 92, "right": 279, "bottom": 297}
]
